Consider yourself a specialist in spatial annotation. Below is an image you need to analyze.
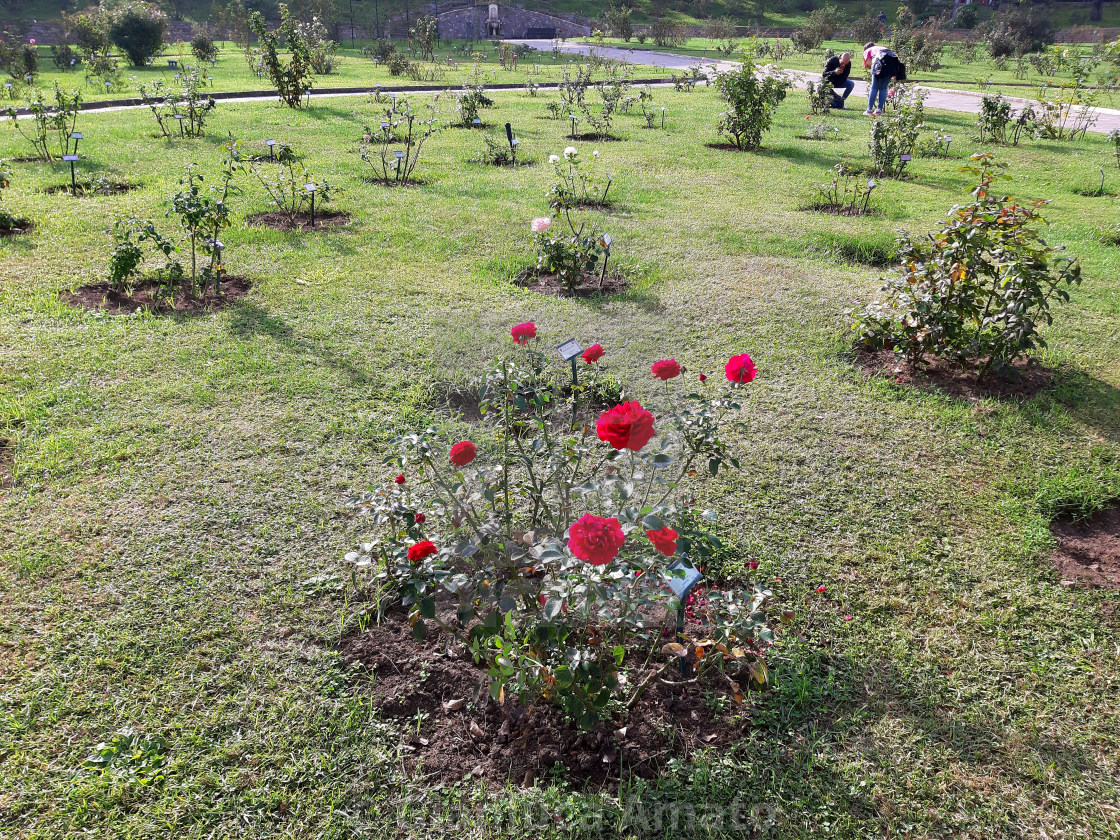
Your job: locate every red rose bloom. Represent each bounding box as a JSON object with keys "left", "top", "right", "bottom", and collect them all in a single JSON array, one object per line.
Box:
[
  {"left": 408, "top": 540, "right": 438, "bottom": 563},
  {"left": 449, "top": 440, "right": 477, "bottom": 466},
  {"left": 582, "top": 343, "right": 604, "bottom": 364},
  {"left": 568, "top": 513, "right": 625, "bottom": 566},
  {"left": 394, "top": 474, "right": 405, "bottom": 484},
  {"left": 699, "top": 373, "right": 707, "bottom": 382},
  {"left": 510, "top": 322, "right": 537, "bottom": 344},
  {"left": 725, "top": 353, "right": 757, "bottom": 384},
  {"left": 414, "top": 512, "right": 426, "bottom": 524},
  {"left": 646, "top": 526, "right": 678, "bottom": 557},
  {"left": 651, "top": 359, "right": 682, "bottom": 381},
  {"left": 596, "top": 401, "right": 655, "bottom": 452}
]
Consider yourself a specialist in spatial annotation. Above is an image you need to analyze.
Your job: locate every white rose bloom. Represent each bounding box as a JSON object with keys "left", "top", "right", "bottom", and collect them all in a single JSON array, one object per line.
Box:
[
  {"left": 592, "top": 150, "right": 599, "bottom": 157},
  {"left": 563, "top": 146, "right": 577, "bottom": 158},
  {"left": 549, "top": 154, "right": 560, "bottom": 164}
]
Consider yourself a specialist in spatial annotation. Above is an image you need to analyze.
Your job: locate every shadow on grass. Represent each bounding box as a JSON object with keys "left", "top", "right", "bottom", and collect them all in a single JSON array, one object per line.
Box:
[
  {"left": 1035, "top": 367, "right": 1120, "bottom": 445},
  {"left": 225, "top": 302, "right": 373, "bottom": 386}
]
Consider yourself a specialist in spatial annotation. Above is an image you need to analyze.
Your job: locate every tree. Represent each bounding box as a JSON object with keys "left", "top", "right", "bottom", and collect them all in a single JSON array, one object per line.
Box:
[{"left": 108, "top": 1, "right": 169, "bottom": 67}]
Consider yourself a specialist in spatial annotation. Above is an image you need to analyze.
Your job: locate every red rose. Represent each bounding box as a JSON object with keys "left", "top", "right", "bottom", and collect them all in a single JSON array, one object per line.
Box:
[
  {"left": 651, "top": 359, "right": 682, "bottom": 381},
  {"left": 568, "top": 513, "right": 625, "bottom": 566},
  {"left": 510, "top": 322, "right": 537, "bottom": 344},
  {"left": 414, "top": 512, "right": 426, "bottom": 524},
  {"left": 394, "top": 474, "right": 405, "bottom": 484},
  {"left": 646, "top": 526, "right": 678, "bottom": 556},
  {"left": 725, "top": 353, "right": 757, "bottom": 384},
  {"left": 449, "top": 440, "right": 477, "bottom": 466},
  {"left": 582, "top": 343, "right": 604, "bottom": 364},
  {"left": 749, "top": 560, "right": 759, "bottom": 570},
  {"left": 596, "top": 401, "right": 655, "bottom": 452},
  {"left": 699, "top": 373, "right": 707, "bottom": 382},
  {"left": 816, "top": 585, "right": 827, "bottom": 594},
  {"left": 408, "top": 540, "right": 438, "bottom": 563}
]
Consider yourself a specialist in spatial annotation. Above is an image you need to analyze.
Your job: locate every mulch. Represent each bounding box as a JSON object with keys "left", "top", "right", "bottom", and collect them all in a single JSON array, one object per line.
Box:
[
  {"left": 61, "top": 276, "right": 252, "bottom": 314},
  {"left": 246, "top": 210, "right": 351, "bottom": 231},
  {"left": 43, "top": 181, "right": 138, "bottom": 196},
  {"left": 1050, "top": 506, "right": 1120, "bottom": 591},
  {"left": 0, "top": 219, "right": 33, "bottom": 237},
  {"left": 514, "top": 267, "right": 629, "bottom": 298},
  {"left": 853, "top": 348, "right": 1055, "bottom": 402},
  {"left": 340, "top": 606, "right": 759, "bottom": 789}
]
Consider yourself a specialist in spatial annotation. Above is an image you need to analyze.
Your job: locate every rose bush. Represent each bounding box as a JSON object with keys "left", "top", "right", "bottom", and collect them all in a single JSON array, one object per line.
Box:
[{"left": 346, "top": 326, "right": 773, "bottom": 729}]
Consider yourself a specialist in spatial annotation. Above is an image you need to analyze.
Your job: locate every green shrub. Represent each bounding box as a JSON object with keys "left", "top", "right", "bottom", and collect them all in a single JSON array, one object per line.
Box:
[
  {"left": 108, "top": 1, "right": 169, "bottom": 67},
  {"left": 869, "top": 85, "right": 925, "bottom": 178},
  {"left": 249, "top": 4, "right": 313, "bottom": 109},
  {"left": 852, "top": 156, "right": 1082, "bottom": 380},
  {"left": 715, "top": 54, "right": 790, "bottom": 151},
  {"left": 190, "top": 33, "right": 219, "bottom": 64}
]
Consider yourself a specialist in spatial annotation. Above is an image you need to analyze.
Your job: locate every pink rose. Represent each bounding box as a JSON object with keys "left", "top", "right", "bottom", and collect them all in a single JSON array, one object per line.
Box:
[
  {"left": 531, "top": 217, "right": 551, "bottom": 233},
  {"left": 510, "top": 322, "right": 537, "bottom": 344},
  {"left": 651, "top": 359, "right": 681, "bottom": 381},
  {"left": 725, "top": 353, "right": 757, "bottom": 384}
]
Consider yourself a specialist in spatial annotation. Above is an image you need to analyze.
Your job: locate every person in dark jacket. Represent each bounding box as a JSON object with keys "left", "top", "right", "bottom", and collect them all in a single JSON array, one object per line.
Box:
[{"left": 822, "top": 51, "right": 854, "bottom": 108}]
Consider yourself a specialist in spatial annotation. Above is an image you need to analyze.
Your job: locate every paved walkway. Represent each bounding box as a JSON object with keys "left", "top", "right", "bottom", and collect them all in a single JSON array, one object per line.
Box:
[{"left": 510, "top": 39, "right": 1120, "bottom": 135}]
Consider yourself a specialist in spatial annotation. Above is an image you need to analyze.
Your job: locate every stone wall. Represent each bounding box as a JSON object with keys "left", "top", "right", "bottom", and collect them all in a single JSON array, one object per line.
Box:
[{"left": 434, "top": 6, "right": 591, "bottom": 40}]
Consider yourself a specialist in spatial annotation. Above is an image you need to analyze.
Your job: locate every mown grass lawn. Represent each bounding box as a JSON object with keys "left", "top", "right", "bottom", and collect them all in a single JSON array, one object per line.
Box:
[
  {"left": 13, "top": 41, "right": 673, "bottom": 105},
  {"left": 1, "top": 75, "right": 1119, "bottom": 839}
]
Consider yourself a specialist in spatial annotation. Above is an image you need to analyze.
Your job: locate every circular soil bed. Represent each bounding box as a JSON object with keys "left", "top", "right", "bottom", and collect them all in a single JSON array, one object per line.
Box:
[
  {"left": 341, "top": 607, "right": 760, "bottom": 788},
  {"left": 801, "top": 204, "right": 878, "bottom": 217},
  {"left": 0, "top": 219, "right": 33, "bottom": 237},
  {"left": 1050, "top": 505, "right": 1120, "bottom": 590},
  {"left": 247, "top": 210, "right": 350, "bottom": 231},
  {"left": 515, "top": 267, "right": 629, "bottom": 298},
  {"left": 43, "top": 181, "right": 138, "bottom": 197},
  {"left": 62, "top": 276, "right": 252, "bottom": 314},
  {"left": 854, "top": 347, "right": 1054, "bottom": 402}
]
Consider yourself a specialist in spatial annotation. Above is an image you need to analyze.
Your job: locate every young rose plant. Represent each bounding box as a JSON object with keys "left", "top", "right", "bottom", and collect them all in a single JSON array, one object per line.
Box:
[{"left": 346, "top": 325, "right": 773, "bottom": 729}]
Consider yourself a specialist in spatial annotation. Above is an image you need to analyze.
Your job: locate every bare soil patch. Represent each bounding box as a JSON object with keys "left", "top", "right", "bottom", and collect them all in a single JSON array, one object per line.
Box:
[
  {"left": 801, "top": 204, "right": 879, "bottom": 217},
  {"left": 246, "top": 210, "right": 351, "bottom": 231},
  {"left": 43, "top": 181, "right": 138, "bottom": 196},
  {"left": 854, "top": 347, "right": 1054, "bottom": 402},
  {"left": 0, "top": 219, "right": 33, "bottom": 236},
  {"left": 61, "top": 276, "right": 252, "bottom": 315},
  {"left": 340, "top": 607, "right": 757, "bottom": 789},
  {"left": 1051, "top": 505, "right": 1120, "bottom": 590},
  {"left": 515, "top": 266, "right": 629, "bottom": 298}
]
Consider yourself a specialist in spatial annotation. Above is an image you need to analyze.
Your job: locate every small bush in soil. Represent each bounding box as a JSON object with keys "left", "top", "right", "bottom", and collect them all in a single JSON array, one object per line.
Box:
[
  {"left": 868, "top": 85, "right": 925, "bottom": 178},
  {"left": 106, "top": 217, "right": 184, "bottom": 294},
  {"left": 715, "top": 54, "right": 790, "bottom": 151},
  {"left": 473, "top": 132, "right": 523, "bottom": 166},
  {"left": 546, "top": 145, "right": 612, "bottom": 210},
  {"left": 168, "top": 145, "right": 241, "bottom": 296},
  {"left": 0, "top": 158, "right": 25, "bottom": 231},
  {"left": 249, "top": 144, "right": 337, "bottom": 225},
  {"left": 138, "top": 70, "right": 216, "bottom": 138},
  {"left": 0, "top": 38, "right": 38, "bottom": 82},
  {"left": 249, "top": 4, "right": 313, "bottom": 109},
  {"left": 917, "top": 130, "right": 953, "bottom": 158},
  {"left": 977, "top": 92, "right": 1013, "bottom": 144},
  {"left": 345, "top": 325, "right": 772, "bottom": 729},
  {"left": 191, "top": 33, "right": 219, "bottom": 64},
  {"left": 852, "top": 156, "right": 1082, "bottom": 380},
  {"left": 807, "top": 163, "right": 878, "bottom": 215},
  {"left": 361, "top": 98, "right": 439, "bottom": 186},
  {"left": 530, "top": 215, "right": 609, "bottom": 294},
  {"left": 296, "top": 16, "right": 337, "bottom": 75},
  {"left": 456, "top": 67, "right": 495, "bottom": 126},
  {"left": 805, "top": 78, "right": 833, "bottom": 116},
  {"left": 4, "top": 83, "right": 82, "bottom": 162}
]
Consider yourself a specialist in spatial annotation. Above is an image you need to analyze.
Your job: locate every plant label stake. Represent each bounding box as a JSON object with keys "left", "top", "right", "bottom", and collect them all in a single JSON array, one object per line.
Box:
[
  {"left": 569, "top": 113, "right": 577, "bottom": 139},
  {"left": 63, "top": 154, "right": 79, "bottom": 192},
  {"left": 173, "top": 114, "right": 185, "bottom": 137},
  {"left": 70, "top": 131, "right": 83, "bottom": 155},
  {"left": 305, "top": 183, "right": 316, "bottom": 225},
  {"left": 665, "top": 560, "right": 703, "bottom": 676},
  {"left": 472, "top": 117, "right": 481, "bottom": 127},
  {"left": 557, "top": 339, "right": 583, "bottom": 430},
  {"left": 899, "top": 153, "right": 911, "bottom": 175},
  {"left": 661, "top": 106, "right": 666, "bottom": 130},
  {"left": 598, "top": 233, "right": 611, "bottom": 289},
  {"left": 266, "top": 139, "right": 277, "bottom": 160},
  {"left": 505, "top": 122, "right": 515, "bottom": 158}
]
